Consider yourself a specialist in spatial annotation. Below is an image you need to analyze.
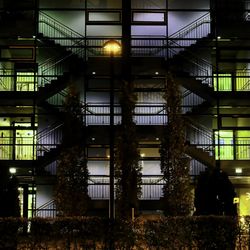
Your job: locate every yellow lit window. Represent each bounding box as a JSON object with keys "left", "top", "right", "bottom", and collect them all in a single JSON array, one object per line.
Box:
[
  {"left": 16, "top": 72, "right": 37, "bottom": 91},
  {"left": 236, "top": 131, "right": 250, "bottom": 160},
  {"left": 0, "top": 130, "right": 12, "bottom": 160},
  {"left": 213, "top": 73, "right": 232, "bottom": 91},
  {"left": 15, "top": 130, "right": 36, "bottom": 160},
  {"left": 214, "top": 130, "right": 234, "bottom": 160}
]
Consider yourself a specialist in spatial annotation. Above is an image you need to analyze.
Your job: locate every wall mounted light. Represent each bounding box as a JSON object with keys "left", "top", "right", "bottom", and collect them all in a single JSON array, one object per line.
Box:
[{"left": 9, "top": 168, "right": 17, "bottom": 174}]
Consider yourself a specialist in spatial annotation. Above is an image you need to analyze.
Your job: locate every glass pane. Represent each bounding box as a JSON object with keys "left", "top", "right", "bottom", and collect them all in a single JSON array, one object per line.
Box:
[
  {"left": 16, "top": 72, "right": 37, "bottom": 91},
  {"left": 0, "top": 130, "right": 13, "bottom": 160},
  {"left": 88, "top": 12, "right": 120, "bottom": 22},
  {"left": 213, "top": 74, "right": 232, "bottom": 91},
  {"left": 0, "top": 69, "right": 14, "bottom": 91},
  {"left": 214, "top": 130, "right": 234, "bottom": 160},
  {"left": 236, "top": 131, "right": 250, "bottom": 160},
  {"left": 133, "top": 12, "right": 165, "bottom": 22},
  {"left": 236, "top": 70, "right": 250, "bottom": 91},
  {"left": 28, "top": 193, "right": 36, "bottom": 218},
  {"left": 15, "top": 130, "right": 36, "bottom": 160}
]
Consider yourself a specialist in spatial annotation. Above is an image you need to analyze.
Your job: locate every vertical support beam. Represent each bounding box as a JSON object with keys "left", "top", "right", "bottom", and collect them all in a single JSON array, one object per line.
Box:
[
  {"left": 12, "top": 128, "right": 16, "bottom": 160},
  {"left": 122, "top": 0, "right": 131, "bottom": 81},
  {"left": 23, "top": 185, "right": 29, "bottom": 218},
  {"left": 109, "top": 52, "right": 115, "bottom": 220}
]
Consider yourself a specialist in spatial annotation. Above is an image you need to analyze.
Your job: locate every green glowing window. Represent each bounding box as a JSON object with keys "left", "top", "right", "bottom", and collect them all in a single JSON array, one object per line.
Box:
[
  {"left": 18, "top": 187, "right": 36, "bottom": 218},
  {"left": 0, "top": 69, "right": 13, "bottom": 91},
  {"left": 213, "top": 73, "right": 232, "bottom": 91},
  {"left": 214, "top": 130, "right": 234, "bottom": 160},
  {"left": 16, "top": 72, "right": 37, "bottom": 91},
  {"left": 28, "top": 189, "right": 36, "bottom": 218},
  {"left": 236, "top": 71, "right": 250, "bottom": 91},
  {"left": 15, "top": 130, "right": 36, "bottom": 160},
  {"left": 236, "top": 131, "right": 250, "bottom": 160},
  {"left": 0, "top": 130, "right": 12, "bottom": 160}
]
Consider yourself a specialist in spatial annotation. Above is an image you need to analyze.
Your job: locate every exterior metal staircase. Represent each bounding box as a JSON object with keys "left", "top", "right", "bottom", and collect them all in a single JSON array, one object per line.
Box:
[
  {"left": 185, "top": 145, "right": 215, "bottom": 169},
  {"left": 37, "top": 12, "right": 86, "bottom": 103},
  {"left": 36, "top": 122, "right": 63, "bottom": 172},
  {"left": 161, "top": 13, "right": 216, "bottom": 112},
  {"left": 35, "top": 199, "right": 56, "bottom": 218},
  {"left": 36, "top": 12, "right": 217, "bottom": 171},
  {"left": 185, "top": 122, "right": 215, "bottom": 168},
  {"left": 175, "top": 71, "right": 215, "bottom": 103}
]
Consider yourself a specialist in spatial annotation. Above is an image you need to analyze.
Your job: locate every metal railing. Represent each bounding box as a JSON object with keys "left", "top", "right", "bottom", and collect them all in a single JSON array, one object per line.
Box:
[
  {"left": 185, "top": 122, "right": 214, "bottom": 156},
  {"left": 0, "top": 67, "right": 12, "bottom": 90},
  {"left": 34, "top": 175, "right": 165, "bottom": 218},
  {"left": 169, "top": 43, "right": 214, "bottom": 86},
  {"left": 35, "top": 199, "right": 56, "bottom": 218},
  {"left": 236, "top": 69, "right": 250, "bottom": 91},
  {"left": 85, "top": 103, "right": 167, "bottom": 125},
  {"left": 0, "top": 68, "right": 38, "bottom": 91},
  {"left": 236, "top": 138, "right": 250, "bottom": 160},
  {"left": 38, "top": 11, "right": 86, "bottom": 87},
  {"left": 0, "top": 138, "right": 36, "bottom": 160},
  {"left": 169, "top": 12, "right": 210, "bottom": 47},
  {"left": 39, "top": 11, "right": 85, "bottom": 49},
  {"left": 88, "top": 175, "right": 164, "bottom": 200},
  {"left": 190, "top": 159, "right": 207, "bottom": 176},
  {"left": 46, "top": 89, "right": 68, "bottom": 106},
  {"left": 0, "top": 69, "right": 15, "bottom": 91},
  {"left": 37, "top": 11, "right": 214, "bottom": 93},
  {"left": 182, "top": 90, "right": 206, "bottom": 113},
  {"left": 36, "top": 122, "right": 63, "bottom": 157},
  {"left": 131, "top": 12, "right": 210, "bottom": 55}
]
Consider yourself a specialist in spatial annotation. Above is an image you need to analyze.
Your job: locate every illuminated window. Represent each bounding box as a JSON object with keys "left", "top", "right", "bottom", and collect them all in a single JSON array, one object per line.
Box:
[
  {"left": 213, "top": 73, "right": 232, "bottom": 91},
  {"left": 15, "top": 130, "right": 36, "bottom": 160},
  {"left": 214, "top": 130, "right": 234, "bottom": 160},
  {"left": 0, "top": 69, "right": 13, "bottom": 91},
  {"left": 16, "top": 72, "right": 37, "bottom": 91},
  {"left": 0, "top": 130, "right": 12, "bottom": 160},
  {"left": 18, "top": 187, "right": 36, "bottom": 218},
  {"left": 28, "top": 187, "right": 36, "bottom": 218},
  {"left": 236, "top": 131, "right": 250, "bottom": 160},
  {"left": 133, "top": 12, "right": 165, "bottom": 23},
  {"left": 236, "top": 70, "right": 250, "bottom": 91}
]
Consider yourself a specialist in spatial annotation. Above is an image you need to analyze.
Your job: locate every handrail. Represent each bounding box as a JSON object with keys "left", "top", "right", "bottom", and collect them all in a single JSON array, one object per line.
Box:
[
  {"left": 38, "top": 11, "right": 86, "bottom": 87},
  {"left": 133, "top": 12, "right": 213, "bottom": 87},
  {"left": 36, "top": 199, "right": 55, "bottom": 211},
  {"left": 36, "top": 122, "right": 63, "bottom": 141},
  {"left": 166, "top": 13, "right": 213, "bottom": 86},
  {"left": 242, "top": 80, "right": 250, "bottom": 90},
  {"left": 187, "top": 122, "right": 213, "bottom": 141},
  {"left": 39, "top": 11, "right": 84, "bottom": 38},
  {"left": 236, "top": 69, "right": 250, "bottom": 91},
  {"left": 169, "top": 12, "right": 210, "bottom": 39},
  {"left": 35, "top": 199, "right": 56, "bottom": 217}
]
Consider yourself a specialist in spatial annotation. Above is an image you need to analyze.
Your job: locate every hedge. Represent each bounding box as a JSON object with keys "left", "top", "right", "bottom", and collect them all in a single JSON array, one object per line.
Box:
[{"left": 0, "top": 216, "right": 249, "bottom": 249}]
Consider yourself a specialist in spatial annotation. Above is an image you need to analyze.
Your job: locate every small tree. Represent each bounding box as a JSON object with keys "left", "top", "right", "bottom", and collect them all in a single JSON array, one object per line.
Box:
[
  {"left": 115, "top": 80, "right": 142, "bottom": 219},
  {"left": 160, "top": 73, "right": 192, "bottom": 216},
  {"left": 55, "top": 86, "right": 90, "bottom": 216}
]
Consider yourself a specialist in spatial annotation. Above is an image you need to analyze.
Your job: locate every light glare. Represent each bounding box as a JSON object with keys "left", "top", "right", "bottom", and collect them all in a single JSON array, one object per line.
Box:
[{"left": 103, "top": 40, "right": 121, "bottom": 54}]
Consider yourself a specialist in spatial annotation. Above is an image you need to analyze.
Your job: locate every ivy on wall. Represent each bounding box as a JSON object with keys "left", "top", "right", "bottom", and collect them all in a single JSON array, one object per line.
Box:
[
  {"left": 55, "top": 86, "right": 90, "bottom": 216},
  {"left": 115, "top": 80, "right": 142, "bottom": 219},
  {"left": 160, "top": 73, "right": 192, "bottom": 216}
]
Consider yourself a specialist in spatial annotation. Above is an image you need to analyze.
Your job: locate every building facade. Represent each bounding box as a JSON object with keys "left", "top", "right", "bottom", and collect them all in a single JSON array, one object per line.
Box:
[{"left": 0, "top": 0, "right": 250, "bottom": 217}]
